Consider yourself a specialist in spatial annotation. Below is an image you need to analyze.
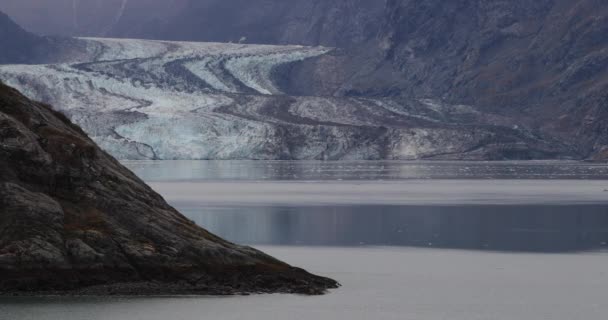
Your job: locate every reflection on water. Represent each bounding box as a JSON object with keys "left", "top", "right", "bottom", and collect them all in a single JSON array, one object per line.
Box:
[
  {"left": 3, "top": 161, "right": 608, "bottom": 319},
  {"left": 121, "top": 160, "right": 608, "bottom": 253},
  {"left": 123, "top": 160, "right": 608, "bottom": 181},
  {"left": 178, "top": 205, "right": 608, "bottom": 252}
]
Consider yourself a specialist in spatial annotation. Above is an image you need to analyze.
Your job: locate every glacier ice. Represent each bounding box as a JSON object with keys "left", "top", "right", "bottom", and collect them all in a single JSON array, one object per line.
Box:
[{"left": 0, "top": 37, "right": 558, "bottom": 160}]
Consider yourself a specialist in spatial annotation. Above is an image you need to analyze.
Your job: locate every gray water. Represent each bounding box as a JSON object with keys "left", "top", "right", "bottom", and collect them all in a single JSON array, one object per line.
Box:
[
  {"left": 136, "top": 160, "right": 608, "bottom": 252},
  {"left": 3, "top": 161, "right": 608, "bottom": 320},
  {"left": 178, "top": 204, "right": 608, "bottom": 252},
  {"left": 123, "top": 160, "right": 608, "bottom": 181}
]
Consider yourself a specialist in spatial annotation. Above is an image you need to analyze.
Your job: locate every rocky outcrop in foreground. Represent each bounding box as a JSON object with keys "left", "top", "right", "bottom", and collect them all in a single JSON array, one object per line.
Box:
[{"left": 0, "top": 82, "right": 338, "bottom": 295}]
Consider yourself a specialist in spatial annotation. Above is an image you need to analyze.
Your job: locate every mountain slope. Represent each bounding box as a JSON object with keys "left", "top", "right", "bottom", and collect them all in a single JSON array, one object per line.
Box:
[
  {"left": 0, "top": 0, "right": 188, "bottom": 37},
  {"left": 356, "top": 0, "right": 608, "bottom": 159},
  {"left": 0, "top": 10, "right": 47, "bottom": 64},
  {"left": 150, "top": 0, "right": 383, "bottom": 47},
  {"left": 0, "top": 10, "right": 88, "bottom": 65},
  {"left": 0, "top": 0, "right": 380, "bottom": 46}
]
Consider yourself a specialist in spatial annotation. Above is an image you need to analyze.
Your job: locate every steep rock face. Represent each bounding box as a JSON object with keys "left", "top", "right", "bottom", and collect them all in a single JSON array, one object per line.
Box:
[
  {"left": 350, "top": 0, "right": 608, "bottom": 159},
  {"left": 0, "top": 82, "right": 338, "bottom": 295}
]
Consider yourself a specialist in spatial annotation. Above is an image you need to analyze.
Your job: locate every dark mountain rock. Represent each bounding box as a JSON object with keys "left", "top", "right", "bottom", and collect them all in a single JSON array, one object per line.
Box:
[
  {"left": 251, "top": 0, "right": 608, "bottom": 160},
  {"left": 151, "top": 0, "right": 383, "bottom": 47},
  {"left": 359, "top": 0, "right": 608, "bottom": 159},
  {"left": 0, "top": 82, "right": 338, "bottom": 295}
]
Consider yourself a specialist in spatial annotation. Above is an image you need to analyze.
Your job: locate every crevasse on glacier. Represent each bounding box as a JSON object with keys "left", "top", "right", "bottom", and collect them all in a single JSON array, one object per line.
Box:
[{"left": 0, "top": 38, "right": 558, "bottom": 160}]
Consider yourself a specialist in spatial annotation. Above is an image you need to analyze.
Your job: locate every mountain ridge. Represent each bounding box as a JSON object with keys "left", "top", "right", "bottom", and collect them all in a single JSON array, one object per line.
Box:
[
  {"left": 0, "top": 10, "right": 90, "bottom": 65},
  {"left": 0, "top": 10, "right": 47, "bottom": 64}
]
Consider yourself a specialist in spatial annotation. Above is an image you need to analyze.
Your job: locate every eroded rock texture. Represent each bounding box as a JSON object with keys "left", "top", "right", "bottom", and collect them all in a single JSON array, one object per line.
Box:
[{"left": 0, "top": 82, "right": 338, "bottom": 295}]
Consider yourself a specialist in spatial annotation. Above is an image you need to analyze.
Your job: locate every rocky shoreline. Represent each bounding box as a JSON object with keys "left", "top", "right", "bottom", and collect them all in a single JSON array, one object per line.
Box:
[{"left": 0, "top": 267, "right": 338, "bottom": 296}]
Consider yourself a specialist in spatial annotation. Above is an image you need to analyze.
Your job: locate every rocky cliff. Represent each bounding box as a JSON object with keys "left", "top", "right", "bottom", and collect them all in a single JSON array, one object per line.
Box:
[
  {"left": 361, "top": 0, "right": 608, "bottom": 160},
  {"left": 0, "top": 81, "right": 338, "bottom": 295}
]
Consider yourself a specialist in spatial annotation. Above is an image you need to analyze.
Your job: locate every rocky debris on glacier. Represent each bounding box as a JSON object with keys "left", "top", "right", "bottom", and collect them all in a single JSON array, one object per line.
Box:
[
  {"left": 0, "top": 37, "right": 573, "bottom": 161},
  {"left": 2, "top": 1, "right": 607, "bottom": 160},
  {"left": 0, "top": 82, "right": 338, "bottom": 295}
]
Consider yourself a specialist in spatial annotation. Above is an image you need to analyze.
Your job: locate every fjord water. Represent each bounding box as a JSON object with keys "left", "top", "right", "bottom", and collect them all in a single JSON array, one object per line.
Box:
[
  {"left": 133, "top": 160, "right": 608, "bottom": 252},
  {"left": 2, "top": 161, "right": 608, "bottom": 320}
]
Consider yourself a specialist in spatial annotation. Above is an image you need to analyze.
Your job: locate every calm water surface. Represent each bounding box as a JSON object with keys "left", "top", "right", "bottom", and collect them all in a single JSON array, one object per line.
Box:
[
  {"left": 3, "top": 161, "right": 608, "bottom": 320},
  {"left": 129, "top": 160, "right": 608, "bottom": 252},
  {"left": 123, "top": 160, "right": 608, "bottom": 181}
]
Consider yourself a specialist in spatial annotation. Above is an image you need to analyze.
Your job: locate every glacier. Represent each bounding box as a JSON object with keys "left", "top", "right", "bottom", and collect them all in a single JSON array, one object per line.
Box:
[{"left": 0, "top": 37, "right": 565, "bottom": 160}]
